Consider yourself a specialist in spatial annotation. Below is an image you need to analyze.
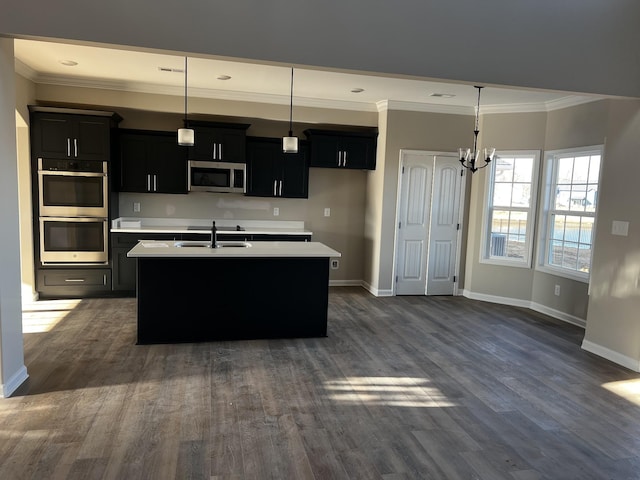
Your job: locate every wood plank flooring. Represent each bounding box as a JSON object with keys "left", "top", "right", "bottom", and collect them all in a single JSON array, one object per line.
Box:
[{"left": 2, "top": 287, "right": 640, "bottom": 479}]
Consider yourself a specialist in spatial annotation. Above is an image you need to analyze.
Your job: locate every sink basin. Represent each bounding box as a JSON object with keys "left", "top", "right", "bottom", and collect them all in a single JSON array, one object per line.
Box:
[
  {"left": 216, "top": 241, "right": 252, "bottom": 248},
  {"left": 174, "top": 240, "right": 251, "bottom": 248},
  {"left": 174, "top": 241, "right": 211, "bottom": 248}
]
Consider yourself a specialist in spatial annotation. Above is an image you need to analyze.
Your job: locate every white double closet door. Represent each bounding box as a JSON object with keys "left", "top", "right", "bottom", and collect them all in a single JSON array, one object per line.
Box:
[{"left": 395, "top": 150, "right": 464, "bottom": 295}]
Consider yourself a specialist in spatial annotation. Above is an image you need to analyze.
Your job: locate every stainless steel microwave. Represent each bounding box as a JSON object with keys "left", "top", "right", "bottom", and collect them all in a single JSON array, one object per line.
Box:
[{"left": 188, "top": 161, "right": 246, "bottom": 193}]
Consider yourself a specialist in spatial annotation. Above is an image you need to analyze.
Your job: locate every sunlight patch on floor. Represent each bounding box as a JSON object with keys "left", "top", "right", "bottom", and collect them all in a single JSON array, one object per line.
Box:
[
  {"left": 602, "top": 379, "right": 640, "bottom": 407},
  {"left": 21, "top": 299, "right": 82, "bottom": 333},
  {"left": 324, "top": 376, "right": 457, "bottom": 408}
]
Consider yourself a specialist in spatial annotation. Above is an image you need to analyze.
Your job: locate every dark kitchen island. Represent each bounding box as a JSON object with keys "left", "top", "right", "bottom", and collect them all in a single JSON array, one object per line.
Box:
[{"left": 127, "top": 240, "right": 341, "bottom": 344}]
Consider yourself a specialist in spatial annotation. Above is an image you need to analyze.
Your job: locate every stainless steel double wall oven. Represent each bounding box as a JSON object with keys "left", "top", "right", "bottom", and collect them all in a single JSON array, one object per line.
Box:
[{"left": 37, "top": 157, "right": 109, "bottom": 265}]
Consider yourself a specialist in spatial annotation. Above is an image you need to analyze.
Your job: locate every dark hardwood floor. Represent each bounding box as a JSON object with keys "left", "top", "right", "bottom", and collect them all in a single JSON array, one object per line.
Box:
[{"left": 2, "top": 287, "right": 640, "bottom": 479}]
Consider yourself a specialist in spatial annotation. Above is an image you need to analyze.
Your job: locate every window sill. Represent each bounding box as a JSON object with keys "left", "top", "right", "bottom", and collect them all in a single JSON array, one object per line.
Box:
[{"left": 535, "top": 264, "right": 589, "bottom": 283}]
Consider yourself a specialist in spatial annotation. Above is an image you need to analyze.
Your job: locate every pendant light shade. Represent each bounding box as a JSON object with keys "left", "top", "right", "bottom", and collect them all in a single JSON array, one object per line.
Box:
[
  {"left": 283, "top": 67, "right": 298, "bottom": 153},
  {"left": 178, "top": 56, "right": 194, "bottom": 147}
]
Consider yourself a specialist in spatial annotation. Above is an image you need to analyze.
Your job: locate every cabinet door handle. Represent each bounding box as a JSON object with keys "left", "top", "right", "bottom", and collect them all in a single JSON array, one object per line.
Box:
[
  {"left": 337, "top": 151, "right": 341, "bottom": 167},
  {"left": 103, "top": 274, "right": 107, "bottom": 286},
  {"left": 212, "top": 143, "right": 216, "bottom": 160},
  {"left": 67, "top": 138, "right": 71, "bottom": 157},
  {"left": 74, "top": 138, "right": 78, "bottom": 157},
  {"left": 279, "top": 180, "right": 283, "bottom": 197},
  {"left": 65, "top": 278, "right": 85, "bottom": 283},
  {"left": 153, "top": 174, "right": 157, "bottom": 192},
  {"left": 273, "top": 179, "right": 278, "bottom": 196},
  {"left": 219, "top": 143, "right": 223, "bottom": 160},
  {"left": 147, "top": 174, "right": 151, "bottom": 191},
  {"left": 343, "top": 151, "right": 347, "bottom": 167}
]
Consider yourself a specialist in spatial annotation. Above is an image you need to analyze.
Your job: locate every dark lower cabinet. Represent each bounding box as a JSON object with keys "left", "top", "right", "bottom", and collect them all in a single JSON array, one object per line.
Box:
[{"left": 37, "top": 268, "right": 112, "bottom": 298}]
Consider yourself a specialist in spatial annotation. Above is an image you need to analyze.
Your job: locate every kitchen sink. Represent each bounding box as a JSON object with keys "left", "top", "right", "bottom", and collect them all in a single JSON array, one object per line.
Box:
[
  {"left": 216, "top": 241, "right": 252, "bottom": 248},
  {"left": 174, "top": 240, "right": 211, "bottom": 248},
  {"left": 174, "top": 240, "right": 251, "bottom": 248}
]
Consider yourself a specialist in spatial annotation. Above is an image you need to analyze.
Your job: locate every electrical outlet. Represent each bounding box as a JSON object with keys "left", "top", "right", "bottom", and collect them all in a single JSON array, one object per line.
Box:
[
  {"left": 324, "top": 208, "right": 331, "bottom": 217},
  {"left": 554, "top": 284, "right": 561, "bottom": 296},
  {"left": 133, "top": 202, "right": 141, "bottom": 213},
  {"left": 273, "top": 207, "right": 279, "bottom": 216},
  {"left": 331, "top": 259, "right": 339, "bottom": 269}
]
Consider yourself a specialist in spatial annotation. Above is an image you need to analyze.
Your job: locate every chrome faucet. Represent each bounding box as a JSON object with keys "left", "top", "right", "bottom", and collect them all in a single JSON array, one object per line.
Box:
[{"left": 211, "top": 220, "right": 218, "bottom": 248}]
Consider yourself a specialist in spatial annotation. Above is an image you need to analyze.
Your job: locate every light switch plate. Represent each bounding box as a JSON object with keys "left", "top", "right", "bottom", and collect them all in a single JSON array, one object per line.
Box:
[
  {"left": 324, "top": 208, "right": 331, "bottom": 217},
  {"left": 273, "top": 207, "right": 279, "bottom": 216},
  {"left": 612, "top": 220, "right": 629, "bottom": 236}
]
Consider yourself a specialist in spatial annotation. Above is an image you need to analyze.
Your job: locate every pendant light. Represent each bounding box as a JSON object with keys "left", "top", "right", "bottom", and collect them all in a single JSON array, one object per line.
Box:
[
  {"left": 459, "top": 86, "right": 495, "bottom": 172},
  {"left": 178, "top": 56, "right": 195, "bottom": 146},
  {"left": 282, "top": 67, "right": 298, "bottom": 153}
]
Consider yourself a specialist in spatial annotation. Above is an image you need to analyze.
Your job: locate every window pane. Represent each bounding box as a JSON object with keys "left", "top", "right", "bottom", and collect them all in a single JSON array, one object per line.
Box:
[
  {"left": 493, "top": 183, "right": 513, "bottom": 207},
  {"left": 512, "top": 183, "right": 530, "bottom": 207},
  {"left": 578, "top": 244, "right": 591, "bottom": 273},
  {"left": 588, "top": 155, "right": 601, "bottom": 183},
  {"left": 555, "top": 186, "right": 570, "bottom": 210},
  {"left": 562, "top": 242, "right": 579, "bottom": 270},
  {"left": 551, "top": 215, "right": 565, "bottom": 241},
  {"left": 495, "top": 157, "right": 514, "bottom": 182},
  {"left": 585, "top": 185, "right": 598, "bottom": 212},
  {"left": 557, "top": 157, "right": 574, "bottom": 184},
  {"left": 573, "top": 156, "right": 590, "bottom": 183},
  {"left": 565, "top": 216, "right": 581, "bottom": 243},
  {"left": 579, "top": 217, "right": 594, "bottom": 245},
  {"left": 491, "top": 210, "right": 510, "bottom": 234},
  {"left": 513, "top": 157, "right": 533, "bottom": 183},
  {"left": 569, "top": 185, "right": 587, "bottom": 212}
]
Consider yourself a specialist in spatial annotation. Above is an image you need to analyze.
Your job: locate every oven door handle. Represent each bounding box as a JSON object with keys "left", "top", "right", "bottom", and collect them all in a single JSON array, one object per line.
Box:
[{"left": 38, "top": 170, "right": 107, "bottom": 178}]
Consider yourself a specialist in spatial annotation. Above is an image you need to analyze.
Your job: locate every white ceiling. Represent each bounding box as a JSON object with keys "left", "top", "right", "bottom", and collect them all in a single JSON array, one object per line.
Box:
[{"left": 14, "top": 39, "right": 604, "bottom": 115}]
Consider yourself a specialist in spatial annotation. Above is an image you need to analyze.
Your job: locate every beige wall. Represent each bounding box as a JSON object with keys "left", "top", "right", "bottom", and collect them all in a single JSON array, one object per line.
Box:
[
  {"left": 583, "top": 99, "right": 640, "bottom": 369},
  {"left": 15, "top": 73, "right": 36, "bottom": 300},
  {"left": 366, "top": 108, "right": 473, "bottom": 294}
]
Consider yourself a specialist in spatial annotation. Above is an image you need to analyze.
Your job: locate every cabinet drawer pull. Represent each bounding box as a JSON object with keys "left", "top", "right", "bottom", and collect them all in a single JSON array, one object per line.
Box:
[{"left": 65, "top": 278, "right": 86, "bottom": 283}]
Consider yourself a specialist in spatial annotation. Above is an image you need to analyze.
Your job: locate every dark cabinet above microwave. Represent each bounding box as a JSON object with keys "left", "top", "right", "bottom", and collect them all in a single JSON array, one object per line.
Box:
[
  {"left": 185, "top": 121, "right": 250, "bottom": 163},
  {"left": 304, "top": 129, "right": 377, "bottom": 170}
]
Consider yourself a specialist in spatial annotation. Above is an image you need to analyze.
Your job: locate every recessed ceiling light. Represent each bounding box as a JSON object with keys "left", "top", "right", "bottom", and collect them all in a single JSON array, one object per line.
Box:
[
  {"left": 350, "top": 88, "right": 365, "bottom": 93},
  {"left": 217, "top": 75, "right": 231, "bottom": 81},
  {"left": 430, "top": 93, "right": 456, "bottom": 98},
  {"left": 59, "top": 60, "right": 78, "bottom": 67}
]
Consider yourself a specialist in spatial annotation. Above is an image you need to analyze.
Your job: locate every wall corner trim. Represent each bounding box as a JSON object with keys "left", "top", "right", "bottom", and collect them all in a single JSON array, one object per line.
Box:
[
  {"left": 361, "top": 281, "right": 394, "bottom": 297},
  {"left": 581, "top": 340, "right": 640, "bottom": 373},
  {"left": 2, "top": 365, "right": 29, "bottom": 398}
]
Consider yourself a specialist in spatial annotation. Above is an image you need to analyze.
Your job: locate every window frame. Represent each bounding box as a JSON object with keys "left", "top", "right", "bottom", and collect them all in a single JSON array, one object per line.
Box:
[
  {"left": 480, "top": 150, "right": 540, "bottom": 268},
  {"left": 535, "top": 145, "right": 603, "bottom": 283}
]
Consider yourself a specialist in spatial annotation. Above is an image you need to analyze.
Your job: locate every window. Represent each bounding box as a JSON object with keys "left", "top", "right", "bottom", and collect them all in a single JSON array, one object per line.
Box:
[
  {"left": 538, "top": 146, "right": 602, "bottom": 281},
  {"left": 482, "top": 150, "right": 540, "bottom": 266}
]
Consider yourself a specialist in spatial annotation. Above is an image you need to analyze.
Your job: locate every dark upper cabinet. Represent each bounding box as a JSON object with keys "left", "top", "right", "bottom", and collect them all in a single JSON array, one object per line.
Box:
[
  {"left": 30, "top": 109, "right": 119, "bottom": 161},
  {"left": 117, "top": 129, "right": 187, "bottom": 194},
  {"left": 186, "top": 121, "right": 250, "bottom": 163},
  {"left": 304, "top": 129, "right": 377, "bottom": 170},
  {"left": 246, "top": 137, "right": 309, "bottom": 198}
]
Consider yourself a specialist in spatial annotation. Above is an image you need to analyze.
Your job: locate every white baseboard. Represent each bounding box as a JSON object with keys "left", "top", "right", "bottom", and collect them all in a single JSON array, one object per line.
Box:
[
  {"left": 360, "top": 281, "right": 394, "bottom": 297},
  {"left": 2, "top": 365, "right": 29, "bottom": 398},
  {"left": 329, "top": 280, "right": 363, "bottom": 287},
  {"left": 581, "top": 340, "right": 640, "bottom": 372},
  {"left": 462, "top": 289, "right": 586, "bottom": 329}
]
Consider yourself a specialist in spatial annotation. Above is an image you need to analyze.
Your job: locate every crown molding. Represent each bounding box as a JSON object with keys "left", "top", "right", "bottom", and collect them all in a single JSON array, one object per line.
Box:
[{"left": 19, "top": 71, "right": 603, "bottom": 115}]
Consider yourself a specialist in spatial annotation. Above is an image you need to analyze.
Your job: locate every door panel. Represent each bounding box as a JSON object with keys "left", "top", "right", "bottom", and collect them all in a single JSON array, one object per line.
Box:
[
  {"left": 427, "top": 158, "right": 462, "bottom": 295},
  {"left": 395, "top": 151, "right": 463, "bottom": 296},
  {"left": 395, "top": 154, "right": 432, "bottom": 295}
]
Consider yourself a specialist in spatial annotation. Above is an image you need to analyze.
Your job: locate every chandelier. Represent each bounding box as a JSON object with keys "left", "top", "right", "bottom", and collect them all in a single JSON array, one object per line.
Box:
[{"left": 459, "top": 86, "right": 494, "bottom": 173}]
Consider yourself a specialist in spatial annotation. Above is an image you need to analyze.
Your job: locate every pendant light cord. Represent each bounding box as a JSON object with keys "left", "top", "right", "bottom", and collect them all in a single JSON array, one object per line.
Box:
[
  {"left": 184, "top": 57, "right": 188, "bottom": 123},
  {"left": 288, "top": 67, "right": 294, "bottom": 136}
]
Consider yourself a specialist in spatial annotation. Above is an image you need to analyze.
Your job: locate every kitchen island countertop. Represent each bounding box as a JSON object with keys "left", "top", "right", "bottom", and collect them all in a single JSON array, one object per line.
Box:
[{"left": 127, "top": 240, "right": 340, "bottom": 258}]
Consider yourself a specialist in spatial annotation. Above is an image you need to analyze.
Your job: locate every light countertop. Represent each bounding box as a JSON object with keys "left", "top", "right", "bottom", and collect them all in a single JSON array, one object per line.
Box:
[{"left": 127, "top": 240, "right": 341, "bottom": 258}]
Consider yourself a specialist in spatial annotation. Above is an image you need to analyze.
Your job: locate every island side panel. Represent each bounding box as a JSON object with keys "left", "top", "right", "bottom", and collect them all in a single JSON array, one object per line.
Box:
[{"left": 136, "top": 256, "right": 330, "bottom": 344}]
